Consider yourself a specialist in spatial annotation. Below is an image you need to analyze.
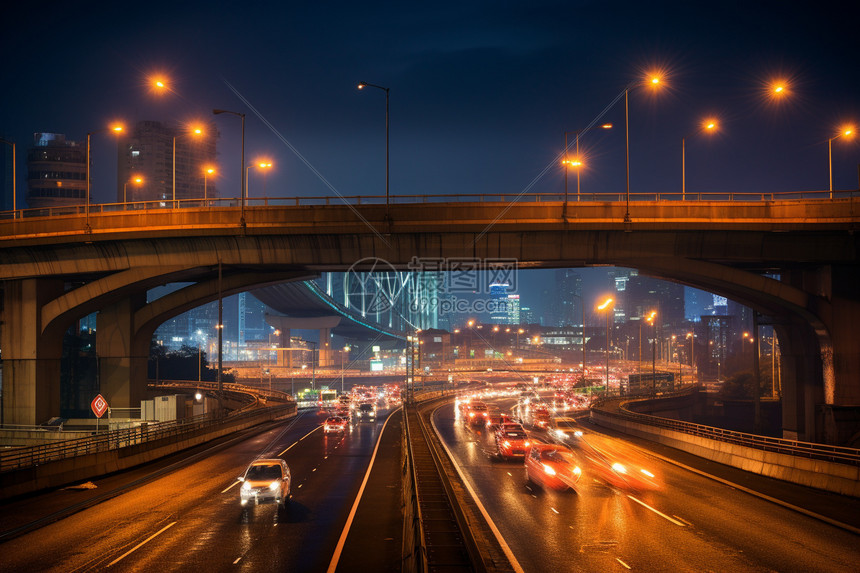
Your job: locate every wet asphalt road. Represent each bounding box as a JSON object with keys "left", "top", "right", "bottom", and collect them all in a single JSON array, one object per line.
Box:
[
  {"left": 434, "top": 395, "right": 860, "bottom": 572},
  {"left": 0, "top": 408, "right": 393, "bottom": 572}
]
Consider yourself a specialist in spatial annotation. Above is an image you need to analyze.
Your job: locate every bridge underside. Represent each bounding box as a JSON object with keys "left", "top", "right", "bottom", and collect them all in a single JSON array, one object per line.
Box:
[{"left": 0, "top": 202, "right": 857, "bottom": 444}]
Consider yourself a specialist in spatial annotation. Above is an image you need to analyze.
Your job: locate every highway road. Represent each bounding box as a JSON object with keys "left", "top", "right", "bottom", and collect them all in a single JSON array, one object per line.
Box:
[
  {"left": 434, "top": 394, "right": 860, "bottom": 572},
  {"left": 0, "top": 407, "right": 396, "bottom": 572}
]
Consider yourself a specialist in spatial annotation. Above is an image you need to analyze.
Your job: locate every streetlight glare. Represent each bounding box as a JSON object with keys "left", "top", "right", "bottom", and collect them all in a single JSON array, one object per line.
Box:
[
  {"left": 111, "top": 125, "right": 123, "bottom": 132},
  {"left": 597, "top": 297, "right": 613, "bottom": 310},
  {"left": 601, "top": 123, "right": 613, "bottom": 129}
]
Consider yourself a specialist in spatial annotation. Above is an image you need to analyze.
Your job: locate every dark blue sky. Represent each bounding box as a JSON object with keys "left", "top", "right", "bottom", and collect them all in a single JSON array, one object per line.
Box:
[{"left": 2, "top": 0, "right": 857, "bottom": 207}]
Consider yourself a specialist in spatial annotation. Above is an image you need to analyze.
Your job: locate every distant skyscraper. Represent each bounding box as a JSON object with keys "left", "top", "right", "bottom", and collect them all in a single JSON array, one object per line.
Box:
[
  {"left": 555, "top": 270, "right": 583, "bottom": 327},
  {"left": 506, "top": 294, "right": 521, "bottom": 324},
  {"left": 489, "top": 281, "right": 510, "bottom": 323},
  {"left": 26, "top": 133, "right": 86, "bottom": 209},
  {"left": 117, "top": 120, "right": 218, "bottom": 203}
]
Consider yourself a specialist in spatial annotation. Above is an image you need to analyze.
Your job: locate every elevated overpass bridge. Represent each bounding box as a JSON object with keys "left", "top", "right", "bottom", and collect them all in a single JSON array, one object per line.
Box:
[{"left": 0, "top": 193, "right": 858, "bottom": 444}]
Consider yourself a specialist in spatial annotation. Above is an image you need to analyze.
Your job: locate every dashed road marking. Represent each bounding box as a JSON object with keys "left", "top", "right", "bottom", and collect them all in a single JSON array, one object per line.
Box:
[
  {"left": 107, "top": 521, "right": 177, "bottom": 567},
  {"left": 616, "top": 557, "right": 631, "bottom": 569},
  {"left": 627, "top": 495, "right": 686, "bottom": 526}
]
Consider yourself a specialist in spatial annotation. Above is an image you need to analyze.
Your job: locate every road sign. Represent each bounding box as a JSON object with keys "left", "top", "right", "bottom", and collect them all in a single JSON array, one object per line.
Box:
[{"left": 91, "top": 394, "right": 109, "bottom": 418}]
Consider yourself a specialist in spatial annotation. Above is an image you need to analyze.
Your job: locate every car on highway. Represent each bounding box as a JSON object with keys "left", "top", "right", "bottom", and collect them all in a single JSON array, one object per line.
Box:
[
  {"left": 548, "top": 416, "right": 582, "bottom": 441},
  {"left": 532, "top": 405, "right": 551, "bottom": 429},
  {"left": 524, "top": 443, "right": 582, "bottom": 492},
  {"left": 494, "top": 423, "right": 530, "bottom": 460},
  {"left": 324, "top": 416, "right": 348, "bottom": 434},
  {"left": 487, "top": 411, "right": 513, "bottom": 428},
  {"left": 465, "top": 401, "right": 490, "bottom": 426},
  {"left": 239, "top": 458, "right": 291, "bottom": 507},
  {"left": 356, "top": 402, "right": 377, "bottom": 421},
  {"left": 571, "top": 439, "right": 660, "bottom": 491}
]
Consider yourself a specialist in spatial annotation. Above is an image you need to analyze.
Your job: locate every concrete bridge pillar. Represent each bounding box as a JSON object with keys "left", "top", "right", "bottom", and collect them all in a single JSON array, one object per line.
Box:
[
  {"left": 96, "top": 294, "right": 147, "bottom": 410},
  {"left": 276, "top": 329, "right": 291, "bottom": 367},
  {"left": 1, "top": 279, "right": 65, "bottom": 425},
  {"left": 319, "top": 328, "right": 331, "bottom": 367}
]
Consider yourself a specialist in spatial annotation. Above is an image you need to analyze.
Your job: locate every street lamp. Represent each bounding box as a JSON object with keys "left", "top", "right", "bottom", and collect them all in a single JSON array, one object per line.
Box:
[
  {"left": 828, "top": 126, "right": 854, "bottom": 198},
  {"left": 597, "top": 297, "right": 614, "bottom": 392},
  {"left": 687, "top": 332, "right": 696, "bottom": 383},
  {"left": 203, "top": 166, "right": 216, "bottom": 201},
  {"left": 123, "top": 176, "right": 143, "bottom": 204},
  {"left": 212, "top": 109, "right": 246, "bottom": 225},
  {"left": 646, "top": 311, "right": 657, "bottom": 390},
  {"left": 341, "top": 346, "right": 350, "bottom": 394},
  {"left": 357, "top": 81, "right": 390, "bottom": 217},
  {"left": 563, "top": 124, "right": 612, "bottom": 213},
  {"left": 86, "top": 124, "right": 124, "bottom": 231},
  {"left": 0, "top": 138, "right": 15, "bottom": 214},
  {"left": 172, "top": 125, "right": 204, "bottom": 205},
  {"left": 246, "top": 160, "right": 273, "bottom": 199},
  {"left": 682, "top": 119, "right": 718, "bottom": 200},
  {"left": 623, "top": 74, "right": 662, "bottom": 223}
]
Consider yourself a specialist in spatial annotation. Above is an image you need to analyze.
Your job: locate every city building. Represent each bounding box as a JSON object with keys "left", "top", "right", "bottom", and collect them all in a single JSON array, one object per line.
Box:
[
  {"left": 26, "top": 133, "right": 86, "bottom": 209},
  {"left": 116, "top": 120, "right": 217, "bottom": 203},
  {"left": 489, "top": 281, "right": 510, "bottom": 323},
  {"left": 556, "top": 270, "right": 583, "bottom": 327},
  {"left": 505, "top": 294, "right": 521, "bottom": 324}
]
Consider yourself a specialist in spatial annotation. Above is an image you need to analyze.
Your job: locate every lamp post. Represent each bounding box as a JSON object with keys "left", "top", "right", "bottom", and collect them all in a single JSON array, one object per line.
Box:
[
  {"left": 246, "top": 161, "right": 273, "bottom": 199},
  {"left": 682, "top": 119, "right": 718, "bottom": 200},
  {"left": 647, "top": 311, "right": 657, "bottom": 390},
  {"left": 341, "top": 346, "right": 350, "bottom": 394},
  {"left": 623, "top": 75, "right": 661, "bottom": 223},
  {"left": 86, "top": 125, "right": 124, "bottom": 231},
  {"left": 0, "top": 138, "right": 15, "bottom": 214},
  {"left": 123, "top": 176, "right": 143, "bottom": 204},
  {"left": 172, "top": 126, "right": 204, "bottom": 205},
  {"left": 357, "top": 81, "right": 390, "bottom": 217},
  {"left": 563, "top": 124, "right": 612, "bottom": 212},
  {"left": 597, "top": 297, "right": 614, "bottom": 393},
  {"left": 212, "top": 109, "right": 246, "bottom": 225},
  {"left": 203, "top": 167, "right": 215, "bottom": 201},
  {"left": 828, "top": 126, "right": 854, "bottom": 198},
  {"left": 687, "top": 332, "right": 696, "bottom": 384}
]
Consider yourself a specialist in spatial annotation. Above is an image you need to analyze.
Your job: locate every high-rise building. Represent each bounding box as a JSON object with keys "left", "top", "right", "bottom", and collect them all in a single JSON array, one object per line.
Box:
[
  {"left": 506, "top": 294, "right": 521, "bottom": 325},
  {"left": 117, "top": 120, "right": 218, "bottom": 203},
  {"left": 555, "top": 269, "right": 583, "bottom": 327},
  {"left": 489, "top": 281, "right": 510, "bottom": 323},
  {"left": 26, "top": 133, "right": 86, "bottom": 209}
]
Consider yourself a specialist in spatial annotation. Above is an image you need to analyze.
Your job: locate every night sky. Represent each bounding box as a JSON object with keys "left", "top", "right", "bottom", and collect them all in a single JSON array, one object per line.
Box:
[
  {"left": 2, "top": 1, "right": 857, "bottom": 205},
  {"left": 2, "top": 1, "right": 857, "bottom": 322}
]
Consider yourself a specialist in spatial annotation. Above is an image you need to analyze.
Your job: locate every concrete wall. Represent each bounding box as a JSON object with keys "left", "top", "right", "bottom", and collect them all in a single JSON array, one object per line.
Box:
[{"left": 590, "top": 409, "right": 860, "bottom": 497}]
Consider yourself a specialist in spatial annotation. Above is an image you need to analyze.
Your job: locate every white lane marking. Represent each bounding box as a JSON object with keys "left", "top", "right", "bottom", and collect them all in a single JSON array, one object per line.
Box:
[
  {"left": 107, "top": 521, "right": 177, "bottom": 567},
  {"left": 507, "top": 472, "right": 512, "bottom": 476},
  {"left": 616, "top": 557, "right": 631, "bottom": 569},
  {"left": 673, "top": 515, "right": 693, "bottom": 527},
  {"left": 627, "top": 495, "right": 686, "bottom": 526},
  {"left": 550, "top": 507, "right": 559, "bottom": 514},
  {"left": 221, "top": 480, "right": 240, "bottom": 494},
  {"left": 233, "top": 557, "right": 242, "bottom": 564},
  {"left": 326, "top": 407, "right": 401, "bottom": 573},
  {"left": 279, "top": 426, "right": 322, "bottom": 456},
  {"left": 431, "top": 406, "right": 526, "bottom": 573}
]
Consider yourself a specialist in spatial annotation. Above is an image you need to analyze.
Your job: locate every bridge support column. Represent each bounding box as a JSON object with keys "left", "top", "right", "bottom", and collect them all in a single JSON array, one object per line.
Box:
[
  {"left": 97, "top": 295, "right": 147, "bottom": 410},
  {"left": 276, "top": 329, "right": 291, "bottom": 367},
  {"left": 319, "top": 328, "right": 331, "bottom": 367},
  {"left": 1, "top": 279, "right": 65, "bottom": 426}
]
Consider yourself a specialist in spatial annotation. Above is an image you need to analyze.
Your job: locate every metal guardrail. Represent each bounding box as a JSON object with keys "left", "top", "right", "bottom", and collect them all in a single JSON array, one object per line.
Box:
[
  {"left": 594, "top": 389, "right": 860, "bottom": 466},
  {"left": 1, "top": 381, "right": 296, "bottom": 472},
  {"left": 1, "top": 190, "right": 858, "bottom": 220}
]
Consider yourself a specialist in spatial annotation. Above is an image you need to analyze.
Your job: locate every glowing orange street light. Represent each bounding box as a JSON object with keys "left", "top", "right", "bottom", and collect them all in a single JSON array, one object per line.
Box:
[
  {"left": 563, "top": 123, "right": 612, "bottom": 214},
  {"left": 123, "top": 175, "right": 144, "bottom": 203},
  {"left": 203, "top": 166, "right": 216, "bottom": 200},
  {"left": 828, "top": 126, "right": 855, "bottom": 198},
  {"left": 682, "top": 118, "right": 719, "bottom": 200},
  {"left": 247, "top": 160, "right": 274, "bottom": 198},
  {"left": 173, "top": 125, "right": 205, "bottom": 204},
  {"left": 622, "top": 73, "right": 663, "bottom": 222},
  {"left": 86, "top": 123, "right": 124, "bottom": 230},
  {"left": 596, "top": 297, "right": 614, "bottom": 391}
]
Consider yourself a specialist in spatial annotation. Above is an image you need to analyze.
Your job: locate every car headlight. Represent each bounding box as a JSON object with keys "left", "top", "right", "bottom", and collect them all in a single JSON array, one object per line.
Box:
[
  {"left": 241, "top": 481, "right": 251, "bottom": 491},
  {"left": 573, "top": 466, "right": 582, "bottom": 475},
  {"left": 542, "top": 463, "right": 557, "bottom": 476},
  {"left": 524, "top": 441, "right": 530, "bottom": 447},
  {"left": 640, "top": 469, "right": 655, "bottom": 478},
  {"left": 269, "top": 481, "right": 280, "bottom": 491},
  {"left": 503, "top": 440, "right": 511, "bottom": 448},
  {"left": 612, "top": 463, "right": 627, "bottom": 474}
]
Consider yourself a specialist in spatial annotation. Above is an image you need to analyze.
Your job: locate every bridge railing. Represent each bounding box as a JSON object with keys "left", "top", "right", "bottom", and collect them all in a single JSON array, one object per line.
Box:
[
  {"left": 2, "top": 189, "right": 857, "bottom": 220},
  {"left": 595, "top": 392, "right": 860, "bottom": 466}
]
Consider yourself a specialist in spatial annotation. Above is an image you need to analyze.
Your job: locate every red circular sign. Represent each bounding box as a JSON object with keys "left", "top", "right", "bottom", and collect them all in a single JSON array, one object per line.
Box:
[{"left": 91, "top": 394, "right": 109, "bottom": 418}]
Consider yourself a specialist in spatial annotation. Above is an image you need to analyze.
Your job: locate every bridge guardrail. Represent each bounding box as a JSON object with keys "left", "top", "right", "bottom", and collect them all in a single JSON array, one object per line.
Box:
[
  {"left": 593, "top": 391, "right": 860, "bottom": 466},
  {"left": 1, "top": 382, "right": 295, "bottom": 473},
  {"left": 2, "top": 190, "right": 858, "bottom": 220}
]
